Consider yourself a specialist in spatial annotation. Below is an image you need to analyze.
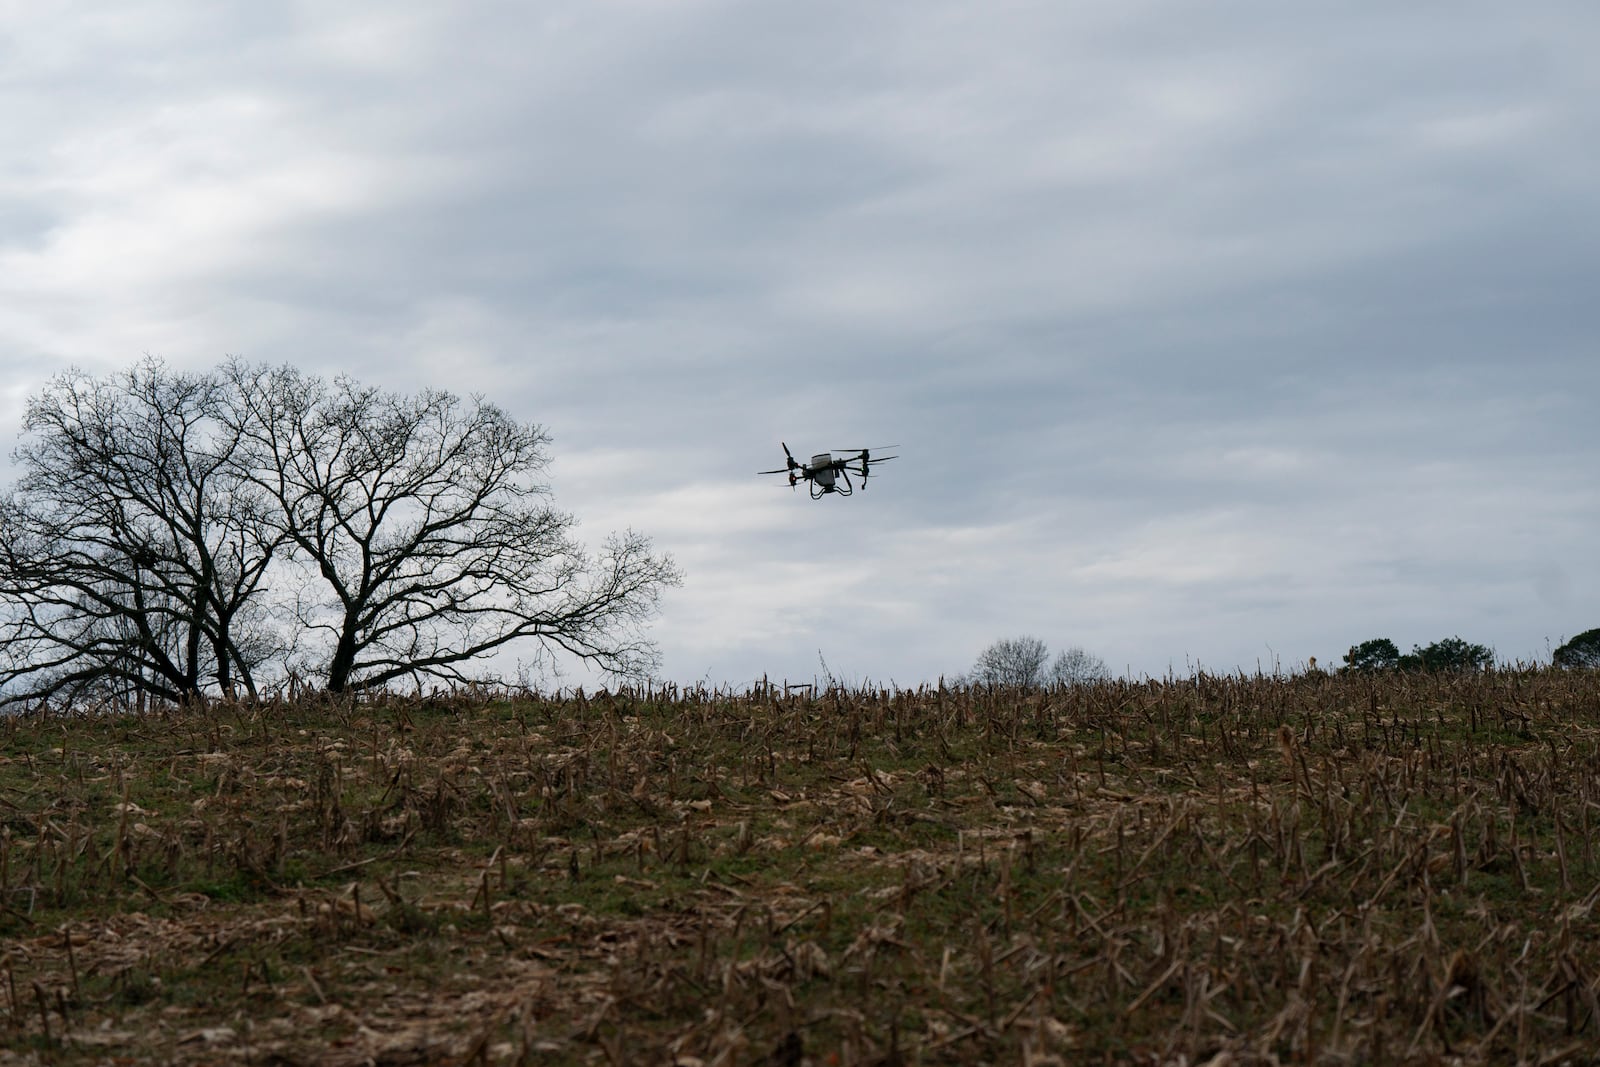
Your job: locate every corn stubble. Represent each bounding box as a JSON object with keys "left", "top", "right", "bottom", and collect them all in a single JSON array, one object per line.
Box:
[{"left": 0, "top": 670, "right": 1598, "bottom": 1064}]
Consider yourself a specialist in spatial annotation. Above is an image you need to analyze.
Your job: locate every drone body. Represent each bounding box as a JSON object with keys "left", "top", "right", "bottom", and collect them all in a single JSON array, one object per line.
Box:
[{"left": 760, "top": 443, "right": 897, "bottom": 499}]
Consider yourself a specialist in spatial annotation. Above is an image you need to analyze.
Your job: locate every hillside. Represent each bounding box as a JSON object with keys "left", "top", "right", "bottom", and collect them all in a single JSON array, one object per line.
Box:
[{"left": 2, "top": 671, "right": 1598, "bottom": 1064}]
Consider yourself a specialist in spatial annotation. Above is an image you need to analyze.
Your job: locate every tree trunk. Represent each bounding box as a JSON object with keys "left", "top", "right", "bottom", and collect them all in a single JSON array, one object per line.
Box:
[{"left": 326, "top": 618, "right": 360, "bottom": 693}]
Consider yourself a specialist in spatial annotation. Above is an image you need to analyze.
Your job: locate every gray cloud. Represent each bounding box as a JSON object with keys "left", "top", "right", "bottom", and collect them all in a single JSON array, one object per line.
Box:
[{"left": 3, "top": 1, "right": 1596, "bottom": 685}]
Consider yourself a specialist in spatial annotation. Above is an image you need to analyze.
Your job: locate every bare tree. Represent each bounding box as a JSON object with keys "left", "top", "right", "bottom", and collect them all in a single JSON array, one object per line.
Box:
[
  {"left": 0, "top": 360, "right": 282, "bottom": 710},
  {"left": 1050, "top": 646, "right": 1111, "bottom": 686},
  {"left": 0, "top": 358, "right": 680, "bottom": 708},
  {"left": 970, "top": 635, "right": 1052, "bottom": 688},
  {"left": 216, "top": 361, "right": 679, "bottom": 692}
]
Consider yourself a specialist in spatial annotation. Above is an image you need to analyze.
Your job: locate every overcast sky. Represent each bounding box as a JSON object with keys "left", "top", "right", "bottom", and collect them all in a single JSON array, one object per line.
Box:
[{"left": 4, "top": 2, "right": 1597, "bottom": 687}]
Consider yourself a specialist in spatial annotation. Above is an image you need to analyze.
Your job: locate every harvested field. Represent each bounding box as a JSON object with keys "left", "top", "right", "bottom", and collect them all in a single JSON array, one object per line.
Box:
[{"left": 1, "top": 670, "right": 1599, "bottom": 1064}]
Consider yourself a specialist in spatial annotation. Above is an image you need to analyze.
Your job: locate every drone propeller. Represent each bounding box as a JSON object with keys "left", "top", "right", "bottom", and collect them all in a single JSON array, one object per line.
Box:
[
  {"left": 834, "top": 445, "right": 899, "bottom": 461},
  {"left": 837, "top": 450, "right": 898, "bottom": 476},
  {"left": 828, "top": 446, "right": 898, "bottom": 491},
  {"left": 759, "top": 442, "right": 806, "bottom": 477}
]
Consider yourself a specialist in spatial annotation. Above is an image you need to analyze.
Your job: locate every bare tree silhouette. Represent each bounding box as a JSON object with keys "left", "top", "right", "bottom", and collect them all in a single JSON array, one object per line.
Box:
[{"left": 0, "top": 358, "right": 679, "bottom": 709}]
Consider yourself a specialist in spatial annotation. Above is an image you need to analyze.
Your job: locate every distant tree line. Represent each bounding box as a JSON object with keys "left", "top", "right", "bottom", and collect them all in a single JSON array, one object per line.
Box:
[
  {"left": 1343, "top": 631, "right": 1600, "bottom": 673},
  {"left": 1342, "top": 636, "right": 1495, "bottom": 673},
  {"left": 0, "top": 358, "right": 681, "bottom": 712},
  {"left": 963, "top": 635, "right": 1112, "bottom": 688},
  {"left": 964, "top": 628, "right": 1600, "bottom": 688}
]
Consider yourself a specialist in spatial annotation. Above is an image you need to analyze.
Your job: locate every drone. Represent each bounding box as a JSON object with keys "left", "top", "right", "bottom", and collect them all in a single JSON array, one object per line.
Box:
[{"left": 759, "top": 443, "right": 898, "bottom": 499}]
